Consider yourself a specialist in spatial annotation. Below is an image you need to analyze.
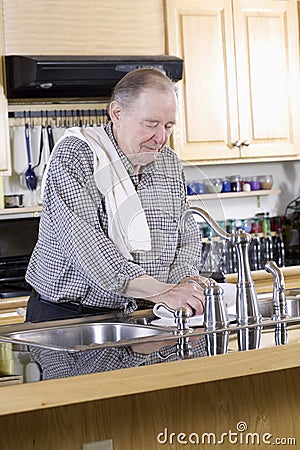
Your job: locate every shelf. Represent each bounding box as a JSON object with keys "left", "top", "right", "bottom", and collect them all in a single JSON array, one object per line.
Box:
[
  {"left": 0, "top": 189, "right": 280, "bottom": 216},
  {"left": 187, "top": 188, "right": 281, "bottom": 201},
  {"left": 0, "top": 206, "right": 42, "bottom": 218}
]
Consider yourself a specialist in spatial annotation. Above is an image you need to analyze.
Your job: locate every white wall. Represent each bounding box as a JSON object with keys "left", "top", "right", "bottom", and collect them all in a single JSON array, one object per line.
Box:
[
  {"left": 2, "top": 158, "right": 300, "bottom": 222},
  {"left": 184, "top": 160, "right": 300, "bottom": 222}
]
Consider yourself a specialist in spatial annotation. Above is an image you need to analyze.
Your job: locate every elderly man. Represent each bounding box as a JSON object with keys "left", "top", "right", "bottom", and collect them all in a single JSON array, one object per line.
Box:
[{"left": 25, "top": 67, "right": 208, "bottom": 378}]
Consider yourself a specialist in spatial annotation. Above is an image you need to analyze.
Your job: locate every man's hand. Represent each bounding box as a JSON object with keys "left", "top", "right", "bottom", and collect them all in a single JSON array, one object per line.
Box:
[
  {"left": 125, "top": 274, "right": 214, "bottom": 316},
  {"left": 150, "top": 280, "right": 205, "bottom": 316}
]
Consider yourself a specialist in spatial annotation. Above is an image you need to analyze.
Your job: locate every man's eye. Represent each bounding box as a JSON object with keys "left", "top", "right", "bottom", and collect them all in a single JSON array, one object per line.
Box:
[
  {"left": 165, "top": 123, "right": 174, "bottom": 130},
  {"left": 145, "top": 122, "right": 158, "bottom": 128}
]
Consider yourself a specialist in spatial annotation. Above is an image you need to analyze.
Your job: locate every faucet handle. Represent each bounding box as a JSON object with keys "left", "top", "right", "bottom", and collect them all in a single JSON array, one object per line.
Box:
[
  {"left": 204, "top": 283, "right": 229, "bottom": 329},
  {"left": 204, "top": 283, "right": 230, "bottom": 356}
]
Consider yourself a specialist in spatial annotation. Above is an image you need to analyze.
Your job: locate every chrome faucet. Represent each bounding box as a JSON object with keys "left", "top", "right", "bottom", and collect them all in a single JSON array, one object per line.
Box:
[
  {"left": 265, "top": 261, "right": 288, "bottom": 345},
  {"left": 156, "top": 305, "right": 193, "bottom": 360},
  {"left": 181, "top": 206, "right": 262, "bottom": 351},
  {"left": 204, "top": 282, "right": 230, "bottom": 355}
]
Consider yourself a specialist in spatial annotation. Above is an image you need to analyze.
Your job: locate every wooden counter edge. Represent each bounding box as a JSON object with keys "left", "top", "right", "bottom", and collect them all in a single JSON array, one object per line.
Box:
[
  {"left": 0, "top": 340, "right": 299, "bottom": 417},
  {"left": 226, "top": 265, "right": 300, "bottom": 292}
]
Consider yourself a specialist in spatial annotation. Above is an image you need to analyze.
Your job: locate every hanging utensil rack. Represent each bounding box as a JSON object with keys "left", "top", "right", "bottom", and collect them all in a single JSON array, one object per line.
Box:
[{"left": 8, "top": 107, "right": 110, "bottom": 127}]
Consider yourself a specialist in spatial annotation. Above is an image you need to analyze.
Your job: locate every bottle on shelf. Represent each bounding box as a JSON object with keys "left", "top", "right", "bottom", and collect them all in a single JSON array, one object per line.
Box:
[
  {"left": 249, "top": 219, "right": 262, "bottom": 271},
  {"left": 273, "top": 218, "right": 285, "bottom": 268},
  {"left": 262, "top": 212, "right": 274, "bottom": 266}
]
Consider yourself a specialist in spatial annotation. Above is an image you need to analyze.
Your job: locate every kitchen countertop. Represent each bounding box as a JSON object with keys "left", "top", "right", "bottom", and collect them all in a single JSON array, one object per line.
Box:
[{"left": 0, "top": 295, "right": 28, "bottom": 325}]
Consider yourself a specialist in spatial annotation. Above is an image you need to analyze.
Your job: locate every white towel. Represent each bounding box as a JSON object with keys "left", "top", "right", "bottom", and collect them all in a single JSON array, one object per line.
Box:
[{"left": 41, "top": 126, "right": 151, "bottom": 260}]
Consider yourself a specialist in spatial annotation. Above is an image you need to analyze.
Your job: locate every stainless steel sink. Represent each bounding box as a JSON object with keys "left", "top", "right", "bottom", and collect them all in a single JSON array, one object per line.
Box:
[
  {"left": 0, "top": 320, "right": 172, "bottom": 352},
  {"left": 258, "top": 289, "right": 300, "bottom": 318}
]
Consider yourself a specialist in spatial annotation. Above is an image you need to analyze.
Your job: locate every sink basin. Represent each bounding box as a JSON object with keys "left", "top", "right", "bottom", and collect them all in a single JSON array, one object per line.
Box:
[
  {"left": 258, "top": 289, "right": 300, "bottom": 318},
  {"left": 0, "top": 322, "right": 171, "bottom": 352}
]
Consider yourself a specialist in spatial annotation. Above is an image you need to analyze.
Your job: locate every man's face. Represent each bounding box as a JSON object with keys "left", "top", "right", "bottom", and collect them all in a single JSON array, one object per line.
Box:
[{"left": 110, "top": 87, "right": 177, "bottom": 169}]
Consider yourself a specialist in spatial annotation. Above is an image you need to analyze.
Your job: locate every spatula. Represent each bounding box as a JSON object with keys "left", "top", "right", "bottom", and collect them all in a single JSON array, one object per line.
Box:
[{"left": 24, "top": 122, "right": 37, "bottom": 191}]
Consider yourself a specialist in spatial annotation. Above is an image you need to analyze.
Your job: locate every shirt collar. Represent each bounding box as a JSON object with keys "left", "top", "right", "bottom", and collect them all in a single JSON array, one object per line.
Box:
[{"left": 105, "top": 122, "right": 137, "bottom": 177}]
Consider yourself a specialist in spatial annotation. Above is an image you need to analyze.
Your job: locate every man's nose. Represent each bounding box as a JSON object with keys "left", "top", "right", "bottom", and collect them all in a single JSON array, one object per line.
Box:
[{"left": 153, "top": 126, "right": 166, "bottom": 145}]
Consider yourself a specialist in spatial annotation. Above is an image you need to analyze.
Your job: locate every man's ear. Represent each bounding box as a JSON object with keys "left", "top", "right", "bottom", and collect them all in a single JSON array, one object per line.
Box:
[{"left": 109, "top": 101, "right": 122, "bottom": 126}]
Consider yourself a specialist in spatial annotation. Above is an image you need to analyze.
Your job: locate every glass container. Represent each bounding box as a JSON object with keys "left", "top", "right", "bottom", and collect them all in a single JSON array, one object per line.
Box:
[
  {"left": 221, "top": 177, "right": 231, "bottom": 193},
  {"left": 206, "top": 178, "right": 222, "bottom": 194},
  {"left": 229, "top": 175, "right": 242, "bottom": 192},
  {"left": 259, "top": 175, "right": 273, "bottom": 190},
  {"left": 248, "top": 176, "right": 261, "bottom": 191}
]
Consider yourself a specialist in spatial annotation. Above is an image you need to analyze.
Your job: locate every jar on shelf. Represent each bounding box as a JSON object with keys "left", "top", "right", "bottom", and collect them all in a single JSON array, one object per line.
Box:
[
  {"left": 206, "top": 178, "right": 222, "bottom": 194},
  {"left": 241, "top": 177, "right": 251, "bottom": 192},
  {"left": 248, "top": 176, "right": 261, "bottom": 191},
  {"left": 195, "top": 180, "right": 206, "bottom": 194},
  {"left": 221, "top": 177, "right": 231, "bottom": 193},
  {"left": 187, "top": 180, "right": 206, "bottom": 195},
  {"left": 187, "top": 182, "right": 196, "bottom": 195},
  {"left": 259, "top": 175, "right": 273, "bottom": 190},
  {"left": 229, "top": 175, "right": 242, "bottom": 192}
]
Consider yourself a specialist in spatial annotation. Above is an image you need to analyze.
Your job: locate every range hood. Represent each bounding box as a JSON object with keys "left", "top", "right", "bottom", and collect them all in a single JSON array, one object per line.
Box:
[{"left": 5, "top": 55, "right": 184, "bottom": 99}]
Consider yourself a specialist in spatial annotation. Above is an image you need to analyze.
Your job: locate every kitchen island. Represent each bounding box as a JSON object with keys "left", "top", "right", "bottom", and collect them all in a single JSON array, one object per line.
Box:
[
  {"left": 0, "top": 329, "right": 299, "bottom": 449},
  {"left": 0, "top": 265, "right": 299, "bottom": 449}
]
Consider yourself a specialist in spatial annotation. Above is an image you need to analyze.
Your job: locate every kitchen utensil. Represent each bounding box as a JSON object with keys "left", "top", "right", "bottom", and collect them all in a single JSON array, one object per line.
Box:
[
  {"left": 42, "top": 125, "right": 51, "bottom": 175},
  {"left": 32, "top": 125, "right": 44, "bottom": 170},
  {"left": 11, "top": 126, "right": 28, "bottom": 175},
  {"left": 24, "top": 123, "right": 37, "bottom": 190},
  {"left": 47, "top": 124, "right": 55, "bottom": 153}
]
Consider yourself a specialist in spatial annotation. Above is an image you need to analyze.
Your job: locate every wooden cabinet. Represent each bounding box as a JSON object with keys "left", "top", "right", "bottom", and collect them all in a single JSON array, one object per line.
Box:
[
  {"left": 0, "top": 0, "right": 10, "bottom": 174},
  {"left": 2, "top": 0, "right": 165, "bottom": 56},
  {"left": 165, "top": 0, "right": 300, "bottom": 163}
]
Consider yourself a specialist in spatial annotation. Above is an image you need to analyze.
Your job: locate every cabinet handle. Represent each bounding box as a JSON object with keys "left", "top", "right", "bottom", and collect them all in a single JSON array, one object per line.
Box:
[
  {"left": 232, "top": 140, "right": 242, "bottom": 148},
  {"left": 241, "top": 139, "right": 250, "bottom": 147}
]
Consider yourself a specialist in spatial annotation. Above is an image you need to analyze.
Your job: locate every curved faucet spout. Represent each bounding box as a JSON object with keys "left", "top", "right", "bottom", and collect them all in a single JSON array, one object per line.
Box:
[
  {"left": 265, "top": 260, "right": 285, "bottom": 291},
  {"left": 181, "top": 205, "right": 262, "bottom": 351},
  {"left": 181, "top": 206, "right": 232, "bottom": 241}
]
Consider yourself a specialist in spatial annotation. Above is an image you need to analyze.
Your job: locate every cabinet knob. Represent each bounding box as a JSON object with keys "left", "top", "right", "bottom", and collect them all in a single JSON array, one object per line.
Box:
[
  {"left": 241, "top": 139, "right": 250, "bottom": 147},
  {"left": 232, "top": 140, "right": 242, "bottom": 148}
]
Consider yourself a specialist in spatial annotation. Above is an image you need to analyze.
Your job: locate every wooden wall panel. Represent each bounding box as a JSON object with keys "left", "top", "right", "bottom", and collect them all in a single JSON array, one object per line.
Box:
[
  {"left": 2, "top": 0, "right": 165, "bottom": 55},
  {"left": 0, "top": 0, "right": 10, "bottom": 173},
  {"left": 0, "top": 368, "right": 299, "bottom": 449}
]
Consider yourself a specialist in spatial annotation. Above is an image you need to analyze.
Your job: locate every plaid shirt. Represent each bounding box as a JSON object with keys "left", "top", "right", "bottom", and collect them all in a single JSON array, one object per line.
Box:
[{"left": 26, "top": 123, "right": 202, "bottom": 313}]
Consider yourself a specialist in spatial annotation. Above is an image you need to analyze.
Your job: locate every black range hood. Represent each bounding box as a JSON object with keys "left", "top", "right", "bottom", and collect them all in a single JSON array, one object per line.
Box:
[{"left": 5, "top": 55, "right": 184, "bottom": 99}]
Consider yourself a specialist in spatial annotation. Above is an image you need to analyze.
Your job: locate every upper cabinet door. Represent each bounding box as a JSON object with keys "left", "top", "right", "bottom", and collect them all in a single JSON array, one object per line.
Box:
[
  {"left": 165, "top": 0, "right": 300, "bottom": 163},
  {"left": 234, "top": 0, "right": 300, "bottom": 159},
  {"left": 165, "top": 0, "right": 240, "bottom": 161}
]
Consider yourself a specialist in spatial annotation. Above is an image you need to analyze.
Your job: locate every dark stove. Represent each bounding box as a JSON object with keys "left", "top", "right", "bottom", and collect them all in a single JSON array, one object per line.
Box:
[{"left": 0, "top": 217, "right": 40, "bottom": 298}]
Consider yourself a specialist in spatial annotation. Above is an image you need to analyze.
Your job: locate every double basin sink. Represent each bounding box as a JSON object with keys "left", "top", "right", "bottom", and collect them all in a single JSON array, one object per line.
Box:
[{"left": 0, "top": 291, "right": 300, "bottom": 353}]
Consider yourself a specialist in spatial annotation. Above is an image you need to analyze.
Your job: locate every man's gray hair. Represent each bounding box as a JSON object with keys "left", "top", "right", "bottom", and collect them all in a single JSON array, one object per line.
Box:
[{"left": 109, "top": 67, "right": 177, "bottom": 109}]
